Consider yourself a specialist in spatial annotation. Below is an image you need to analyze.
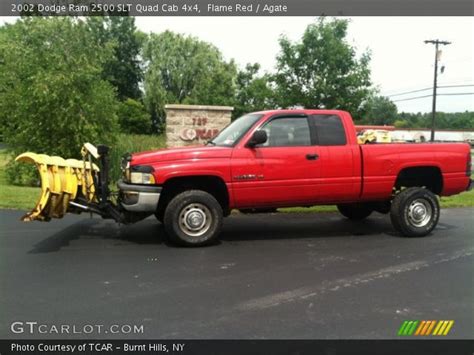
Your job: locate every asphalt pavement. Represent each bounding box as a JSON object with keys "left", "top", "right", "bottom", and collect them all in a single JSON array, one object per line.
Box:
[{"left": 0, "top": 208, "right": 473, "bottom": 339}]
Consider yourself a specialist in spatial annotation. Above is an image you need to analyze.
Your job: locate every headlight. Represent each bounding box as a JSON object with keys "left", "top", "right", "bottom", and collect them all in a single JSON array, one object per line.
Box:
[
  {"left": 129, "top": 165, "right": 155, "bottom": 184},
  {"left": 130, "top": 172, "right": 155, "bottom": 184}
]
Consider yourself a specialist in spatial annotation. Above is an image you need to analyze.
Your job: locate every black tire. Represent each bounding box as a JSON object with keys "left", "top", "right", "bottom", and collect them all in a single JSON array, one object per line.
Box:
[
  {"left": 390, "top": 187, "right": 440, "bottom": 237},
  {"left": 337, "top": 203, "right": 373, "bottom": 220},
  {"left": 163, "top": 190, "right": 223, "bottom": 247}
]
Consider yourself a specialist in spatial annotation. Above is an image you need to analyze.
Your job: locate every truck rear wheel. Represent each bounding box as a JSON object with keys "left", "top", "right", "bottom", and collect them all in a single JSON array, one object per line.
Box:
[
  {"left": 337, "top": 203, "right": 373, "bottom": 220},
  {"left": 163, "top": 190, "right": 223, "bottom": 246},
  {"left": 390, "top": 187, "right": 440, "bottom": 237}
]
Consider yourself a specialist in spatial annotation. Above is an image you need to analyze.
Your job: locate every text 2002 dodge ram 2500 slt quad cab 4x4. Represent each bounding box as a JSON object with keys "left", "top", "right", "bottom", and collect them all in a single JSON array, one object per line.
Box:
[{"left": 17, "top": 110, "right": 472, "bottom": 246}]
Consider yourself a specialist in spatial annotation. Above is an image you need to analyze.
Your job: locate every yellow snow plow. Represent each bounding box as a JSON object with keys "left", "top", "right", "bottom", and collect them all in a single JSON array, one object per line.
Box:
[
  {"left": 15, "top": 143, "right": 100, "bottom": 221},
  {"left": 14, "top": 143, "right": 127, "bottom": 222},
  {"left": 16, "top": 143, "right": 160, "bottom": 225}
]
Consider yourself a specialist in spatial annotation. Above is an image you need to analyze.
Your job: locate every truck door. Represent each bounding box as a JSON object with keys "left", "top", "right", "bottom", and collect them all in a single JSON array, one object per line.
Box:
[
  {"left": 308, "top": 114, "right": 360, "bottom": 202},
  {"left": 231, "top": 115, "right": 321, "bottom": 207}
]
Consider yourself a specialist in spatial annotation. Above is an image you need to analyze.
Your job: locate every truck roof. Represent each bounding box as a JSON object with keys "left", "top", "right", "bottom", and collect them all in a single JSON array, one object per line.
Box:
[{"left": 251, "top": 109, "right": 348, "bottom": 116}]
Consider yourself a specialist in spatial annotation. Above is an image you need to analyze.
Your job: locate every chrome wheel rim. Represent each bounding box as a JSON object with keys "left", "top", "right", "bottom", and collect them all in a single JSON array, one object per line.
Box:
[
  {"left": 407, "top": 199, "right": 432, "bottom": 227},
  {"left": 179, "top": 203, "right": 212, "bottom": 237}
]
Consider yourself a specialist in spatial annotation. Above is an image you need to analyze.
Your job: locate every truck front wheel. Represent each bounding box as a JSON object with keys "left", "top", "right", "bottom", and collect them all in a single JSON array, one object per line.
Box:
[
  {"left": 390, "top": 187, "right": 440, "bottom": 237},
  {"left": 163, "top": 190, "right": 223, "bottom": 246},
  {"left": 337, "top": 203, "right": 373, "bottom": 220}
]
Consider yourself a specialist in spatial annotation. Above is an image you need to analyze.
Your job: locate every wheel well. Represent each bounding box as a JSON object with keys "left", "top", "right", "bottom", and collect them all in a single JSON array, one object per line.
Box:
[
  {"left": 394, "top": 166, "right": 443, "bottom": 194},
  {"left": 157, "top": 175, "right": 230, "bottom": 217}
]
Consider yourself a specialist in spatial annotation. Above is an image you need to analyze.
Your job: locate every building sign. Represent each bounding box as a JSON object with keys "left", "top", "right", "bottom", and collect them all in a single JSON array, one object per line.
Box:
[
  {"left": 179, "top": 117, "right": 220, "bottom": 141},
  {"left": 165, "top": 104, "right": 233, "bottom": 147}
]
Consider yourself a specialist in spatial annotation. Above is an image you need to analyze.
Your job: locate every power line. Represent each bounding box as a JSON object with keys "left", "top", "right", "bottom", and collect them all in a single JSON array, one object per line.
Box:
[
  {"left": 439, "top": 84, "right": 474, "bottom": 89},
  {"left": 392, "top": 94, "right": 433, "bottom": 102},
  {"left": 437, "top": 92, "right": 474, "bottom": 96},
  {"left": 393, "top": 92, "right": 474, "bottom": 102},
  {"left": 387, "top": 84, "right": 474, "bottom": 97},
  {"left": 387, "top": 87, "right": 432, "bottom": 97}
]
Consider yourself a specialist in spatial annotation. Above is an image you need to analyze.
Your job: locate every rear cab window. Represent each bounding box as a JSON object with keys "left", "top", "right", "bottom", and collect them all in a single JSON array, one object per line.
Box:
[{"left": 309, "top": 114, "right": 347, "bottom": 146}]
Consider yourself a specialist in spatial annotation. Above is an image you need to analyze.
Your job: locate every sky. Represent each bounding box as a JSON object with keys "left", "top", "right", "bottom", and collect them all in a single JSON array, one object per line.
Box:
[{"left": 1, "top": 16, "right": 473, "bottom": 113}]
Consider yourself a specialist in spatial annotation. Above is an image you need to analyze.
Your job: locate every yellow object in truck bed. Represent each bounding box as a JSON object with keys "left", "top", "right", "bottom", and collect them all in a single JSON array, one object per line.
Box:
[{"left": 357, "top": 129, "right": 392, "bottom": 144}]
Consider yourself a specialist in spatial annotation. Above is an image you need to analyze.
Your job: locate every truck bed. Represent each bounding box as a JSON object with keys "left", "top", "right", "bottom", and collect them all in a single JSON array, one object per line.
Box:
[{"left": 360, "top": 142, "right": 471, "bottom": 200}]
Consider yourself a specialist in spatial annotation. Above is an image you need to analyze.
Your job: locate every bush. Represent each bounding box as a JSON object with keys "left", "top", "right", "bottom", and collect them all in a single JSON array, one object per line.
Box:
[
  {"left": 5, "top": 160, "right": 40, "bottom": 187},
  {"left": 109, "top": 133, "right": 166, "bottom": 182},
  {"left": 117, "top": 99, "right": 152, "bottom": 134}
]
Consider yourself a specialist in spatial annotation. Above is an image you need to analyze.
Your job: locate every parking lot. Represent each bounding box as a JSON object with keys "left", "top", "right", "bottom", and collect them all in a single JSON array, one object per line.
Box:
[{"left": 0, "top": 208, "right": 473, "bottom": 339}]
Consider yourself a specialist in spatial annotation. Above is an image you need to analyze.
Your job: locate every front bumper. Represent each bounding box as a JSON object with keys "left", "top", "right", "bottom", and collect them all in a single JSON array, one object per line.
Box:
[{"left": 118, "top": 180, "right": 162, "bottom": 212}]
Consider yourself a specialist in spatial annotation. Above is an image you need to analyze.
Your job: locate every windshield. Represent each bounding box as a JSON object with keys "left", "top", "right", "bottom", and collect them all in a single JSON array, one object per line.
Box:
[{"left": 209, "top": 114, "right": 263, "bottom": 147}]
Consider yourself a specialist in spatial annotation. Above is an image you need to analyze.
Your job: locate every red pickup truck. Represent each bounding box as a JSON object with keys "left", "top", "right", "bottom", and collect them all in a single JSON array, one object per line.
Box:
[{"left": 117, "top": 109, "right": 472, "bottom": 246}]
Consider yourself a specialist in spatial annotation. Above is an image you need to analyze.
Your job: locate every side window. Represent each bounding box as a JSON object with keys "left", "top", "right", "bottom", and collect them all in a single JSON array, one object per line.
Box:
[
  {"left": 261, "top": 117, "right": 311, "bottom": 147},
  {"left": 310, "top": 115, "right": 347, "bottom": 146}
]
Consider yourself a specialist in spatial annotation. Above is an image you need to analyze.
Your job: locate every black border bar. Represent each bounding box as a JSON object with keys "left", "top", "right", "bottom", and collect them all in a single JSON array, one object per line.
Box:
[
  {"left": 1, "top": 0, "right": 474, "bottom": 16},
  {"left": 1, "top": 339, "right": 474, "bottom": 355}
]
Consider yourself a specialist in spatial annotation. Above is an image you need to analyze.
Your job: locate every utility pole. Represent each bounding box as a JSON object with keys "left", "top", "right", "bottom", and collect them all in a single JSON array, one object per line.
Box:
[{"left": 424, "top": 39, "right": 451, "bottom": 142}]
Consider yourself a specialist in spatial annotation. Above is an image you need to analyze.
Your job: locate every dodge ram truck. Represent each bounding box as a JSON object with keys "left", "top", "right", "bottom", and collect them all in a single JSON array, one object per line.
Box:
[{"left": 17, "top": 109, "right": 472, "bottom": 246}]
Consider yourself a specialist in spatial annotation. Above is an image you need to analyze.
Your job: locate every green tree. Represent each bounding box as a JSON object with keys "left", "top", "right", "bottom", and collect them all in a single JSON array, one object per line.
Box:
[
  {"left": 361, "top": 95, "right": 398, "bottom": 125},
  {"left": 396, "top": 111, "right": 474, "bottom": 130},
  {"left": 0, "top": 18, "right": 119, "bottom": 158},
  {"left": 273, "top": 18, "right": 372, "bottom": 116},
  {"left": 449, "top": 111, "right": 474, "bottom": 129},
  {"left": 393, "top": 119, "right": 410, "bottom": 128},
  {"left": 234, "top": 63, "right": 275, "bottom": 118},
  {"left": 87, "top": 16, "right": 143, "bottom": 100},
  {"left": 117, "top": 99, "right": 151, "bottom": 134},
  {"left": 143, "top": 31, "right": 237, "bottom": 131}
]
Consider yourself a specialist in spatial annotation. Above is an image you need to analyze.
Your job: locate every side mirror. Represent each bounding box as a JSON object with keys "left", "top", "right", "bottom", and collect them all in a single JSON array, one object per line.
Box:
[{"left": 247, "top": 130, "right": 267, "bottom": 147}]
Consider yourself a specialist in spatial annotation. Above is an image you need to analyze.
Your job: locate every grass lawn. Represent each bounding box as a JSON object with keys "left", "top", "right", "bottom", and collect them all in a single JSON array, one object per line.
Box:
[
  {"left": 0, "top": 150, "right": 40, "bottom": 210},
  {"left": 1, "top": 148, "right": 473, "bottom": 212},
  {"left": 439, "top": 189, "right": 474, "bottom": 208}
]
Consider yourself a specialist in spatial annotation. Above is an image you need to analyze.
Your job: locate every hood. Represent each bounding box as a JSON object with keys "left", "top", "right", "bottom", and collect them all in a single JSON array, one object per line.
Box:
[{"left": 131, "top": 145, "right": 233, "bottom": 166}]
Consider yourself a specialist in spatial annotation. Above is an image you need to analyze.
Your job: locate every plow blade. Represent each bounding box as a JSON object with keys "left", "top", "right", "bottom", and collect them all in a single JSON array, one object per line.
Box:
[{"left": 15, "top": 152, "right": 99, "bottom": 221}]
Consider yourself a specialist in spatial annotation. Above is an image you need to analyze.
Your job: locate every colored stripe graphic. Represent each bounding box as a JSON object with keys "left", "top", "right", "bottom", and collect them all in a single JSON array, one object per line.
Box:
[
  {"left": 436, "top": 321, "right": 448, "bottom": 335},
  {"left": 433, "top": 320, "right": 455, "bottom": 336},
  {"left": 415, "top": 321, "right": 426, "bottom": 335},
  {"left": 433, "top": 321, "right": 444, "bottom": 335},
  {"left": 398, "top": 321, "right": 419, "bottom": 335},
  {"left": 399, "top": 321, "right": 412, "bottom": 335},
  {"left": 425, "top": 320, "right": 436, "bottom": 335},
  {"left": 399, "top": 320, "right": 454, "bottom": 336},
  {"left": 442, "top": 321, "right": 454, "bottom": 335},
  {"left": 398, "top": 321, "right": 410, "bottom": 335},
  {"left": 443, "top": 320, "right": 454, "bottom": 335},
  {"left": 408, "top": 321, "right": 418, "bottom": 335},
  {"left": 420, "top": 320, "right": 432, "bottom": 335}
]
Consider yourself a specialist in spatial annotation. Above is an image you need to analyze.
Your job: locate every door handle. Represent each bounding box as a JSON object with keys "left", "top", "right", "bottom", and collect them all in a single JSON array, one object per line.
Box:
[{"left": 306, "top": 154, "right": 319, "bottom": 160}]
